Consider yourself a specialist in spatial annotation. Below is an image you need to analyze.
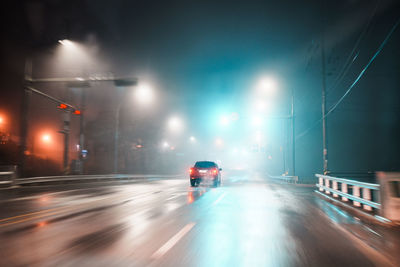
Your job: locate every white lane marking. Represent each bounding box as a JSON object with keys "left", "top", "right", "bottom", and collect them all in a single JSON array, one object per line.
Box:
[
  {"left": 166, "top": 195, "right": 179, "bottom": 201},
  {"left": 151, "top": 222, "right": 196, "bottom": 259},
  {"left": 212, "top": 192, "right": 227, "bottom": 206},
  {"left": 165, "top": 192, "right": 186, "bottom": 201}
]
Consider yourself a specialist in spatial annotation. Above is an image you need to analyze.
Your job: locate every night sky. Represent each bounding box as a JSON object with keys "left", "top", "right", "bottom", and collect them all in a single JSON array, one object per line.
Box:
[{"left": 1, "top": 0, "right": 399, "bottom": 178}]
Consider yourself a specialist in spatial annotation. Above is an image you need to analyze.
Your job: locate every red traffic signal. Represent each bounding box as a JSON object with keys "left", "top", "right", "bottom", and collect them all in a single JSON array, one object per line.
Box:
[
  {"left": 58, "top": 103, "right": 68, "bottom": 109},
  {"left": 73, "top": 110, "right": 81, "bottom": 115}
]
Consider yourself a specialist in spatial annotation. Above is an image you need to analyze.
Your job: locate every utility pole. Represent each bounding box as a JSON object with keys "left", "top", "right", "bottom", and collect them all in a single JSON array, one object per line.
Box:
[
  {"left": 282, "top": 123, "right": 287, "bottom": 175},
  {"left": 59, "top": 110, "right": 71, "bottom": 174},
  {"left": 78, "top": 88, "right": 86, "bottom": 174},
  {"left": 321, "top": 9, "right": 329, "bottom": 175},
  {"left": 19, "top": 86, "right": 31, "bottom": 177},
  {"left": 114, "top": 103, "right": 121, "bottom": 174},
  {"left": 291, "top": 89, "right": 296, "bottom": 176},
  {"left": 19, "top": 58, "right": 33, "bottom": 177}
]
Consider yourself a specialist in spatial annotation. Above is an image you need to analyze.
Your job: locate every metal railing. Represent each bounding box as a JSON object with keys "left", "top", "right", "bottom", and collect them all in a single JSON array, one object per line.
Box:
[
  {"left": 269, "top": 175, "right": 298, "bottom": 184},
  {"left": 316, "top": 174, "right": 381, "bottom": 211},
  {"left": 0, "top": 165, "right": 17, "bottom": 187},
  {"left": 15, "top": 174, "right": 183, "bottom": 186},
  {"left": 0, "top": 171, "right": 183, "bottom": 188}
]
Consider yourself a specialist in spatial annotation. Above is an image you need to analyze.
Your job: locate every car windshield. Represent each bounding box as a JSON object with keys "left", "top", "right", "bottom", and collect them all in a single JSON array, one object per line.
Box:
[
  {"left": 1, "top": 1, "right": 399, "bottom": 266},
  {"left": 194, "top": 161, "right": 216, "bottom": 168}
]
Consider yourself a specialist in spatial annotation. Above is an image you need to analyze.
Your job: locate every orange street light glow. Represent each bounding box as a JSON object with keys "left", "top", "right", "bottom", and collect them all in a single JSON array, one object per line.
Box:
[{"left": 42, "top": 134, "right": 51, "bottom": 143}]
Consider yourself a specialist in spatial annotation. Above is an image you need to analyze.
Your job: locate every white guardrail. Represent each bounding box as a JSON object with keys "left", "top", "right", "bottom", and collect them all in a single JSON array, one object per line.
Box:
[
  {"left": 316, "top": 174, "right": 380, "bottom": 211},
  {"left": 269, "top": 175, "right": 298, "bottom": 184},
  {"left": 316, "top": 172, "right": 400, "bottom": 223}
]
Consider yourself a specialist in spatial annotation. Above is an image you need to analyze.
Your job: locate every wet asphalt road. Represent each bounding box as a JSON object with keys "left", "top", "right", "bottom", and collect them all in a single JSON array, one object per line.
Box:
[{"left": 0, "top": 174, "right": 394, "bottom": 266}]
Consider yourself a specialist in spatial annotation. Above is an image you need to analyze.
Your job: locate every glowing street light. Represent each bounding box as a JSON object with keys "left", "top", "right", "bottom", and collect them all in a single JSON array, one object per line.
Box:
[
  {"left": 114, "top": 81, "right": 151, "bottom": 174},
  {"left": 189, "top": 136, "right": 196, "bottom": 143},
  {"left": 255, "top": 99, "right": 269, "bottom": 112},
  {"left": 254, "top": 75, "right": 296, "bottom": 176},
  {"left": 58, "top": 39, "right": 77, "bottom": 49},
  {"left": 215, "top": 137, "right": 224, "bottom": 147},
  {"left": 0, "top": 115, "right": 5, "bottom": 132},
  {"left": 251, "top": 116, "right": 263, "bottom": 127},
  {"left": 41, "top": 134, "right": 51, "bottom": 143},
  {"left": 257, "top": 77, "right": 277, "bottom": 96},
  {"left": 162, "top": 141, "right": 170, "bottom": 150},
  {"left": 135, "top": 83, "right": 154, "bottom": 105},
  {"left": 167, "top": 116, "right": 184, "bottom": 134},
  {"left": 219, "top": 115, "right": 230, "bottom": 126}
]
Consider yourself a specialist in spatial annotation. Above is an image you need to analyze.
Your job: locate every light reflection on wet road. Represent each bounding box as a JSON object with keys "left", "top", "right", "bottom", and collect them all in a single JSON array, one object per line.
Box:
[{"left": 0, "top": 174, "right": 393, "bottom": 266}]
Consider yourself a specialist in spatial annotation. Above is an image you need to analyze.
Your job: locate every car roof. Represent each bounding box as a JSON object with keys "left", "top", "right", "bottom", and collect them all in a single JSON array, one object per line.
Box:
[
  {"left": 194, "top": 161, "right": 218, "bottom": 167},
  {"left": 195, "top": 161, "right": 216, "bottom": 164}
]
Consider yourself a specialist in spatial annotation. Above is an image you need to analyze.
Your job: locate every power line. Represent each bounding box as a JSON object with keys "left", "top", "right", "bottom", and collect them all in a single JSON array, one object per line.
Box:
[
  {"left": 327, "top": 1, "right": 380, "bottom": 96},
  {"left": 296, "top": 2, "right": 379, "bottom": 119},
  {"left": 296, "top": 16, "right": 400, "bottom": 141},
  {"left": 297, "top": 1, "right": 380, "bottom": 125},
  {"left": 326, "top": 16, "right": 400, "bottom": 117}
]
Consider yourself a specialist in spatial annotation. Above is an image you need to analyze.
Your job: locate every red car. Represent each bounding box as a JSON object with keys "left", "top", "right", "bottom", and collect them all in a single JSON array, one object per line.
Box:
[{"left": 189, "top": 161, "right": 222, "bottom": 187}]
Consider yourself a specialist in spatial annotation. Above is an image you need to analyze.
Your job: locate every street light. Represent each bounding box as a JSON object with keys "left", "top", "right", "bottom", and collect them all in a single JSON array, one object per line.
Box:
[
  {"left": 114, "top": 81, "right": 151, "bottom": 174},
  {"left": 253, "top": 76, "right": 295, "bottom": 176},
  {"left": 135, "top": 83, "right": 154, "bottom": 105},
  {"left": 58, "top": 39, "right": 75, "bottom": 48},
  {"left": 162, "top": 141, "right": 170, "bottom": 149},
  {"left": 167, "top": 116, "right": 184, "bottom": 134},
  {"left": 41, "top": 134, "right": 51, "bottom": 143},
  {"left": 255, "top": 100, "right": 269, "bottom": 112},
  {"left": 20, "top": 38, "right": 138, "bottom": 176},
  {"left": 189, "top": 136, "right": 196, "bottom": 143},
  {"left": 219, "top": 115, "right": 230, "bottom": 126},
  {"left": 251, "top": 116, "right": 263, "bottom": 127},
  {"left": 0, "top": 115, "right": 4, "bottom": 132},
  {"left": 257, "top": 77, "right": 277, "bottom": 96},
  {"left": 215, "top": 137, "right": 223, "bottom": 147}
]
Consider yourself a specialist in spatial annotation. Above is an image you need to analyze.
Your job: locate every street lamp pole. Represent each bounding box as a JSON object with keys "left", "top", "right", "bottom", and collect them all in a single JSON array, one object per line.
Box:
[
  {"left": 60, "top": 110, "right": 71, "bottom": 174},
  {"left": 19, "top": 58, "right": 33, "bottom": 177},
  {"left": 321, "top": 26, "right": 328, "bottom": 175},
  {"left": 114, "top": 102, "right": 122, "bottom": 174},
  {"left": 78, "top": 88, "right": 86, "bottom": 174},
  {"left": 19, "top": 86, "right": 31, "bottom": 177},
  {"left": 291, "top": 88, "right": 296, "bottom": 177}
]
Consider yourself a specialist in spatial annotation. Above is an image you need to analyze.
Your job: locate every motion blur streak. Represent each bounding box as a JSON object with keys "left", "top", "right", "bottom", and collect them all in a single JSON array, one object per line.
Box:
[{"left": 1, "top": 174, "right": 397, "bottom": 266}]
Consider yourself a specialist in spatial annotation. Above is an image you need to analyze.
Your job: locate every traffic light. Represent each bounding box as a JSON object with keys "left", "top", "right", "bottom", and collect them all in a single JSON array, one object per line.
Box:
[
  {"left": 58, "top": 103, "right": 81, "bottom": 115},
  {"left": 58, "top": 103, "right": 68, "bottom": 109}
]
